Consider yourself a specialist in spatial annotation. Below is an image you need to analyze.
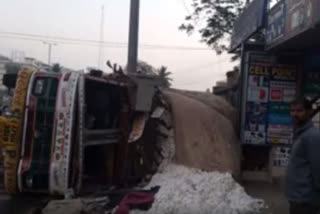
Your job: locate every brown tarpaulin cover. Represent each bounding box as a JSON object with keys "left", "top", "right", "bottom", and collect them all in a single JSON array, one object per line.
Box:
[{"left": 164, "top": 91, "right": 241, "bottom": 178}]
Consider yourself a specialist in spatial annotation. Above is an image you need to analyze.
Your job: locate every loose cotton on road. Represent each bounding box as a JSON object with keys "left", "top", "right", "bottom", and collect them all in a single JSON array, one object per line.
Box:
[{"left": 131, "top": 164, "right": 264, "bottom": 214}]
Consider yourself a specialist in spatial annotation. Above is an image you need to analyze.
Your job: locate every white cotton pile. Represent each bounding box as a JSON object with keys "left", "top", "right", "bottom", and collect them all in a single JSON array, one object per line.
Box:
[{"left": 131, "top": 164, "right": 264, "bottom": 214}]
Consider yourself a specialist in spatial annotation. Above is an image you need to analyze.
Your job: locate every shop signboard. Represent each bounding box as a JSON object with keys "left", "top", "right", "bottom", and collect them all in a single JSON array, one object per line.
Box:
[
  {"left": 266, "top": 0, "right": 320, "bottom": 49},
  {"left": 230, "top": 0, "right": 268, "bottom": 52},
  {"left": 266, "top": 1, "right": 286, "bottom": 45},
  {"left": 286, "top": 0, "right": 320, "bottom": 38},
  {"left": 242, "top": 52, "right": 297, "bottom": 145}
]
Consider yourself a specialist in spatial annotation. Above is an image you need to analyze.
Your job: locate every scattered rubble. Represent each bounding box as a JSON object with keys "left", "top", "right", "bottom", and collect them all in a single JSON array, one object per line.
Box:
[{"left": 42, "top": 197, "right": 108, "bottom": 214}]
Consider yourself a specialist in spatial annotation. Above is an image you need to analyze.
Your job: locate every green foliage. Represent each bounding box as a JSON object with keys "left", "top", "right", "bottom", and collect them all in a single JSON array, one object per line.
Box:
[
  {"left": 157, "top": 66, "right": 173, "bottom": 88},
  {"left": 180, "top": 0, "right": 245, "bottom": 55},
  {"left": 5, "top": 63, "right": 21, "bottom": 74},
  {"left": 52, "top": 63, "right": 62, "bottom": 73}
]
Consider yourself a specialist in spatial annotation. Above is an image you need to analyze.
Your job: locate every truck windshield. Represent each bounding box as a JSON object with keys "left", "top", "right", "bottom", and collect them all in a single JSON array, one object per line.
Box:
[{"left": 21, "top": 77, "right": 59, "bottom": 191}]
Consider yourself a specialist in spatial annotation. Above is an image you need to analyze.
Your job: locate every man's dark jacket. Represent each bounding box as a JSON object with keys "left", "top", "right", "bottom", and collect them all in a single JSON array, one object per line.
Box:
[{"left": 286, "top": 121, "right": 320, "bottom": 205}]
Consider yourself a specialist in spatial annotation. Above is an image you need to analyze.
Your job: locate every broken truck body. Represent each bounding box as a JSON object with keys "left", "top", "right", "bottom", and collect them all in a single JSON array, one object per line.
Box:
[{"left": 0, "top": 68, "right": 164, "bottom": 196}]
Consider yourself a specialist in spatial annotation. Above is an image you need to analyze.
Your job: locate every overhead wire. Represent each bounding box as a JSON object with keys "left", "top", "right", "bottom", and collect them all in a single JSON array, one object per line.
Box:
[
  {"left": 0, "top": 31, "right": 232, "bottom": 87},
  {"left": 0, "top": 31, "right": 212, "bottom": 51}
]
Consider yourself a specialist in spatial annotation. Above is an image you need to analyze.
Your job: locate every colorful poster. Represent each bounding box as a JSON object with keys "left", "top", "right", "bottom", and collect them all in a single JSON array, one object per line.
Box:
[
  {"left": 248, "top": 75, "right": 269, "bottom": 87},
  {"left": 267, "top": 65, "right": 296, "bottom": 145},
  {"left": 270, "top": 81, "right": 296, "bottom": 102},
  {"left": 244, "top": 102, "right": 268, "bottom": 144},
  {"left": 268, "top": 114, "right": 293, "bottom": 125},
  {"left": 268, "top": 125, "right": 293, "bottom": 144},
  {"left": 270, "top": 88, "right": 283, "bottom": 102},
  {"left": 244, "top": 131, "right": 266, "bottom": 145},
  {"left": 245, "top": 102, "right": 268, "bottom": 132},
  {"left": 244, "top": 62, "right": 271, "bottom": 145},
  {"left": 242, "top": 53, "right": 297, "bottom": 146},
  {"left": 272, "top": 146, "right": 291, "bottom": 167},
  {"left": 269, "top": 102, "right": 291, "bottom": 114},
  {"left": 247, "top": 74, "right": 269, "bottom": 103},
  {"left": 268, "top": 98, "right": 295, "bottom": 144},
  {"left": 247, "top": 86, "right": 269, "bottom": 103}
]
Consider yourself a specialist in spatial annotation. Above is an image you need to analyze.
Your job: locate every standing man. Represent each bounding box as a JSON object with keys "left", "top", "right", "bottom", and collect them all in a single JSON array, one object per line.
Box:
[{"left": 286, "top": 97, "right": 320, "bottom": 214}]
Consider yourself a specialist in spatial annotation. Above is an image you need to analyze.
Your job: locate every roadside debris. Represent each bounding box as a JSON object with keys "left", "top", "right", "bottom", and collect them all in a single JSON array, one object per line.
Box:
[{"left": 42, "top": 197, "right": 109, "bottom": 214}]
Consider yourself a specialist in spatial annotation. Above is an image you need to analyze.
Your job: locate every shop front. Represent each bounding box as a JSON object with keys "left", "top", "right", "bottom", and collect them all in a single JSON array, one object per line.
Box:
[{"left": 232, "top": 0, "right": 320, "bottom": 179}]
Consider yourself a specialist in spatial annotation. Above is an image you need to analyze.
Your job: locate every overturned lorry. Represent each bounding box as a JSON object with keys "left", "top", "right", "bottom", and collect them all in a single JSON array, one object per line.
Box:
[{"left": 0, "top": 67, "right": 168, "bottom": 196}]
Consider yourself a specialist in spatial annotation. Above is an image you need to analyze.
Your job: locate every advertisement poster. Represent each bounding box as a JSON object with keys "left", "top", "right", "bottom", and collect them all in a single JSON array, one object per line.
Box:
[
  {"left": 243, "top": 53, "right": 297, "bottom": 145},
  {"left": 244, "top": 102, "right": 268, "bottom": 144},
  {"left": 267, "top": 66, "right": 296, "bottom": 145},
  {"left": 247, "top": 87, "right": 269, "bottom": 103},
  {"left": 244, "top": 62, "right": 270, "bottom": 145},
  {"left": 268, "top": 124, "right": 293, "bottom": 144},
  {"left": 272, "top": 146, "right": 291, "bottom": 167}
]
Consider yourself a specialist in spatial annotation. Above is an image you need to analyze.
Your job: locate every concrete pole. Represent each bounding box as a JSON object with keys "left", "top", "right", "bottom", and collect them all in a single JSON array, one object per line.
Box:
[
  {"left": 98, "top": 5, "right": 105, "bottom": 69},
  {"left": 127, "top": 0, "right": 140, "bottom": 73},
  {"left": 48, "top": 44, "right": 52, "bottom": 65},
  {"left": 43, "top": 41, "right": 57, "bottom": 65}
]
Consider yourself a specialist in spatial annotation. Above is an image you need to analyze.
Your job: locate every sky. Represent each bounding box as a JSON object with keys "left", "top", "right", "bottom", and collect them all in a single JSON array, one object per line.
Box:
[{"left": 0, "top": 0, "right": 236, "bottom": 91}]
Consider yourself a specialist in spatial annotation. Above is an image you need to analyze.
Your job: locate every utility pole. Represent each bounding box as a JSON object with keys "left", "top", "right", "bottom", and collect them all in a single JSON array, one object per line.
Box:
[
  {"left": 98, "top": 5, "right": 105, "bottom": 69},
  {"left": 127, "top": 0, "right": 140, "bottom": 73},
  {"left": 43, "top": 41, "right": 57, "bottom": 65}
]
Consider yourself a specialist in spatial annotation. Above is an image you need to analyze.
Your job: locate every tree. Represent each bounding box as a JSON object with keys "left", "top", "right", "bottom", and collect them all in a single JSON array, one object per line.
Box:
[
  {"left": 136, "top": 61, "right": 158, "bottom": 76},
  {"left": 52, "top": 63, "right": 62, "bottom": 73},
  {"left": 157, "top": 66, "right": 173, "bottom": 88},
  {"left": 179, "top": 0, "right": 246, "bottom": 56},
  {"left": 180, "top": 0, "right": 281, "bottom": 56},
  {"left": 3, "top": 63, "right": 21, "bottom": 89},
  {"left": 5, "top": 63, "right": 21, "bottom": 74}
]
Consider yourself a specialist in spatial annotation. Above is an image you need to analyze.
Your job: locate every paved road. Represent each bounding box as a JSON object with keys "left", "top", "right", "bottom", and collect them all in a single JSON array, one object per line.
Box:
[
  {"left": 1, "top": 181, "right": 288, "bottom": 214},
  {"left": 244, "top": 180, "right": 289, "bottom": 214},
  {"left": 0, "top": 192, "right": 46, "bottom": 214}
]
